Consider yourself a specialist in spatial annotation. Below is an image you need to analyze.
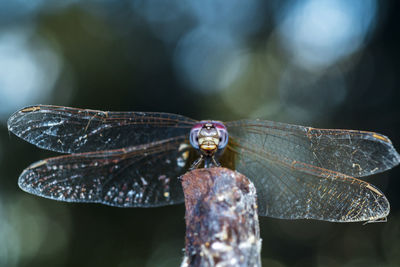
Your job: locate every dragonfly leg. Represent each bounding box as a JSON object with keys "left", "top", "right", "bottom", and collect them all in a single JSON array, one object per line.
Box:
[
  {"left": 190, "top": 155, "right": 204, "bottom": 170},
  {"left": 211, "top": 157, "right": 221, "bottom": 167},
  {"left": 203, "top": 156, "right": 220, "bottom": 168}
]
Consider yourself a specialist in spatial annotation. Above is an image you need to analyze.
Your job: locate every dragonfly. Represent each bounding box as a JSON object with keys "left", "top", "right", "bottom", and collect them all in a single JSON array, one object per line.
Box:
[{"left": 7, "top": 105, "right": 400, "bottom": 223}]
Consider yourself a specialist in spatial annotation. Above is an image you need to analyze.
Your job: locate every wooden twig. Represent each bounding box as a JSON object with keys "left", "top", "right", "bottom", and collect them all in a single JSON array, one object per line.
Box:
[{"left": 180, "top": 167, "right": 261, "bottom": 267}]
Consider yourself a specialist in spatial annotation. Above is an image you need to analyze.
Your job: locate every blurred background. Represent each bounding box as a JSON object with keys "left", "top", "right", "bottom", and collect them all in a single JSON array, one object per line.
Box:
[{"left": 0, "top": 0, "right": 399, "bottom": 266}]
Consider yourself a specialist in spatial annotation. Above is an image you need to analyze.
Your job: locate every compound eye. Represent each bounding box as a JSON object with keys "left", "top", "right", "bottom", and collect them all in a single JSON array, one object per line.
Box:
[
  {"left": 189, "top": 127, "right": 201, "bottom": 149},
  {"left": 217, "top": 128, "right": 229, "bottom": 149}
]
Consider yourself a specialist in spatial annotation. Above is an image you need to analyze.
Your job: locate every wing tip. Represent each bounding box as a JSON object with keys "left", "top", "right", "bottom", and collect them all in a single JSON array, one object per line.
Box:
[
  {"left": 18, "top": 171, "right": 37, "bottom": 196},
  {"left": 18, "top": 166, "right": 40, "bottom": 193},
  {"left": 367, "top": 132, "right": 400, "bottom": 171},
  {"left": 384, "top": 142, "right": 400, "bottom": 170},
  {"left": 363, "top": 184, "right": 390, "bottom": 223},
  {"left": 7, "top": 104, "right": 43, "bottom": 133}
]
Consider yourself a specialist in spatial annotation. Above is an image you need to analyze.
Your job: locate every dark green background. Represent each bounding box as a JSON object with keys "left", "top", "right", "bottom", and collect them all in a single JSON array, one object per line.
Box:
[{"left": 1, "top": 1, "right": 400, "bottom": 266}]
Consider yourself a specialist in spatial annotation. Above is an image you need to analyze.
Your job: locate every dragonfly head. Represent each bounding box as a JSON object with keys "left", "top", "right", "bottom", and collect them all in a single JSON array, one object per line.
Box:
[{"left": 190, "top": 121, "right": 228, "bottom": 156}]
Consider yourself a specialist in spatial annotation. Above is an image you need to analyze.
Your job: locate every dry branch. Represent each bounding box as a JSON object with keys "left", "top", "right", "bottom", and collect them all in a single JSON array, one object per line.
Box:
[{"left": 180, "top": 167, "right": 261, "bottom": 267}]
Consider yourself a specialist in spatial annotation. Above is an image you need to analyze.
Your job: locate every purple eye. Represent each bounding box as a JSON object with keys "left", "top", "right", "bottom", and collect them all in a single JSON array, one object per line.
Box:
[
  {"left": 215, "top": 123, "right": 228, "bottom": 149},
  {"left": 189, "top": 124, "right": 202, "bottom": 149}
]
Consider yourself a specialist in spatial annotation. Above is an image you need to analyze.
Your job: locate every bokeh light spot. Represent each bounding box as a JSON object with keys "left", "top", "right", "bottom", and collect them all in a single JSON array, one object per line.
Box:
[
  {"left": 277, "top": 0, "right": 377, "bottom": 69},
  {"left": 0, "top": 196, "right": 70, "bottom": 266},
  {"left": 0, "top": 29, "right": 62, "bottom": 122},
  {"left": 174, "top": 27, "right": 244, "bottom": 94}
]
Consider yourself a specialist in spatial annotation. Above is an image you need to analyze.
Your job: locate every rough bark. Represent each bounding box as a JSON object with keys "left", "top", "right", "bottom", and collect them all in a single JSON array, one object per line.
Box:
[{"left": 180, "top": 167, "right": 261, "bottom": 267}]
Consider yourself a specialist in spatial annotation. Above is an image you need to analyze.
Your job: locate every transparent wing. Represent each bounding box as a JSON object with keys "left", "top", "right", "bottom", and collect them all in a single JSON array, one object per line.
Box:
[
  {"left": 8, "top": 105, "right": 196, "bottom": 153},
  {"left": 227, "top": 141, "right": 389, "bottom": 221},
  {"left": 225, "top": 120, "right": 399, "bottom": 221},
  {"left": 226, "top": 120, "right": 400, "bottom": 178},
  {"left": 18, "top": 137, "right": 194, "bottom": 207}
]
